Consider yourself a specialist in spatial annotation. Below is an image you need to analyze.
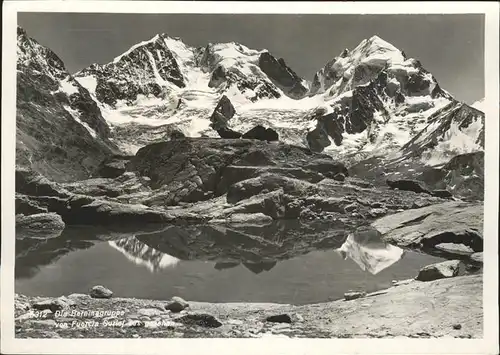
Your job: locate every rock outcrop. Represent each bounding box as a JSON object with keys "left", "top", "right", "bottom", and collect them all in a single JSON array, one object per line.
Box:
[{"left": 372, "top": 201, "right": 483, "bottom": 257}]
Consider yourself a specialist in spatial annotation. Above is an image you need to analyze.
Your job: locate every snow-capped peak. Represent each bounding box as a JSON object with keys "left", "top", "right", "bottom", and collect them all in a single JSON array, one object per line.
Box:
[
  {"left": 200, "top": 41, "right": 265, "bottom": 72},
  {"left": 112, "top": 33, "right": 193, "bottom": 65},
  {"left": 349, "top": 35, "right": 406, "bottom": 68},
  {"left": 112, "top": 34, "right": 161, "bottom": 64},
  {"left": 310, "top": 35, "right": 413, "bottom": 97}
]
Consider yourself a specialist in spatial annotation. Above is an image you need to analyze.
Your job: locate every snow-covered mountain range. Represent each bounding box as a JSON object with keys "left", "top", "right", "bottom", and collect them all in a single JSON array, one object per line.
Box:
[{"left": 16, "top": 26, "right": 485, "bottom": 181}]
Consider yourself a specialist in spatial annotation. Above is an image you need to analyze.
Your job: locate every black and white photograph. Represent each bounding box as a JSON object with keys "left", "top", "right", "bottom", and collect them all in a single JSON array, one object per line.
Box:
[{"left": 1, "top": 2, "right": 499, "bottom": 354}]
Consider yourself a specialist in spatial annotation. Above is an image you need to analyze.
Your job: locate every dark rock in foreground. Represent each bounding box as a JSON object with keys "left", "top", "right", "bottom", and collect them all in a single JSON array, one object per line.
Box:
[
  {"left": 333, "top": 173, "right": 346, "bottom": 182},
  {"left": 176, "top": 314, "right": 222, "bottom": 328},
  {"left": 344, "top": 291, "right": 367, "bottom": 301},
  {"left": 90, "top": 285, "right": 113, "bottom": 299},
  {"left": 431, "top": 189, "right": 453, "bottom": 198},
  {"left": 266, "top": 314, "right": 292, "bottom": 324},
  {"left": 165, "top": 297, "right": 189, "bottom": 313},
  {"left": 31, "top": 299, "right": 66, "bottom": 313},
  {"left": 217, "top": 127, "right": 242, "bottom": 139},
  {"left": 415, "top": 260, "right": 464, "bottom": 282}
]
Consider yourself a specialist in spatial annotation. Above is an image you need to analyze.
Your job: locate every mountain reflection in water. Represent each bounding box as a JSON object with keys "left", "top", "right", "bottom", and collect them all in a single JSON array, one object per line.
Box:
[
  {"left": 15, "top": 221, "right": 444, "bottom": 304},
  {"left": 335, "top": 227, "right": 405, "bottom": 275},
  {"left": 108, "top": 239, "right": 180, "bottom": 273}
]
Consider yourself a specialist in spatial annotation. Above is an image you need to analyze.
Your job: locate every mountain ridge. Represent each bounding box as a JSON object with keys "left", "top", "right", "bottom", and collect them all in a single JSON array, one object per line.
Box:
[{"left": 16, "top": 25, "right": 484, "bottom": 184}]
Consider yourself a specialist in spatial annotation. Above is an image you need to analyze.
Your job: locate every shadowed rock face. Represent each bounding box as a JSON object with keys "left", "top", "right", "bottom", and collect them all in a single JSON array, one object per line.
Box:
[
  {"left": 210, "top": 95, "right": 236, "bottom": 132},
  {"left": 16, "top": 27, "right": 117, "bottom": 182},
  {"left": 306, "top": 83, "right": 389, "bottom": 152},
  {"left": 258, "top": 52, "right": 308, "bottom": 99}
]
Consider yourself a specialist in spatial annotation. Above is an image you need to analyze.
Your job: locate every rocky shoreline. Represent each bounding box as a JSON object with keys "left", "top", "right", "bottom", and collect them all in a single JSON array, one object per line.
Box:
[{"left": 15, "top": 267, "right": 483, "bottom": 339}]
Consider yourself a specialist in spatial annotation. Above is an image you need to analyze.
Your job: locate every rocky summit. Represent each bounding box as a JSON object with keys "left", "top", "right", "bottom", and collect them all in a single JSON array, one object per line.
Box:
[{"left": 14, "top": 26, "right": 485, "bottom": 340}]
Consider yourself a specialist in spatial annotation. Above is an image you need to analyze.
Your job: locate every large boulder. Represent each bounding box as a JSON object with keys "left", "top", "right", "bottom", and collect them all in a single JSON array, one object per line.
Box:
[
  {"left": 217, "top": 166, "right": 324, "bottom": 195},
  {"left": 210, "top": 95, "right": 236, "bottom": 130},
  {"left": 89, "top": 285, "right": 113, "bottom": 299},
  {"left": 373, "top": 201, "right": 483, "bottom": 256},
  {"left": 165, "top": 296, "right": 189, "bottom": 313},
  {"left": 217, "top": 127, "right": 242, "bottom": 139},
  {"left": 15, "top": 169, "right": 174, "bottom": 227},
  {"left": 16, "top": 213, "right": 65, "bottom": 239},
  {"left": 169, "top": 130, "right": 186, "bottom": 140},
  {"left": 415, "top": 260, "right": 465, "bottom": 282},
  {"left": 176, "top": 314, "right": 222, "bottom": 328},
  {"left": 226, "top": 189, "right": 287, "bottom": 219},
  {"left": 62, "top": 198, "right": 175, "bottom": 225},
  {"left": 242, "top": 125, "right": 279, "bottom": 141}
]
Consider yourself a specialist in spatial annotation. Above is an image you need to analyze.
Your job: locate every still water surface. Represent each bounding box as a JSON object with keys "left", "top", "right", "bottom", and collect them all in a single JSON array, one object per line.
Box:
[{"left": 15, "top": 222, "right": 444, "bottom": 305}]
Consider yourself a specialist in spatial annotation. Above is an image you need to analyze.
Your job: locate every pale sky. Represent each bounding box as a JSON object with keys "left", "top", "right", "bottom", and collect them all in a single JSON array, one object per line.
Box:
[{"left": 18, "top": 13, "right": 484, "bottom": 104}]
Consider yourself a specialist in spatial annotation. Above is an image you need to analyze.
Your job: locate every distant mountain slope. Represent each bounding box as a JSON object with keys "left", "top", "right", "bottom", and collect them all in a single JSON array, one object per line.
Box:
[{"left": 16, "top": 26, "right": 118, "bottom": 181}]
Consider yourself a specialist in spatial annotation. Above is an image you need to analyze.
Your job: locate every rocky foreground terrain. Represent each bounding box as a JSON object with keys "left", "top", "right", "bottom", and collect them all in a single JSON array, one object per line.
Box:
[
  {"left": 13, "top": 26, "right": 486, "bottom": 339},
  {"left": 15, "top": 269, "right": 482, "bottom": 338}
]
